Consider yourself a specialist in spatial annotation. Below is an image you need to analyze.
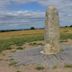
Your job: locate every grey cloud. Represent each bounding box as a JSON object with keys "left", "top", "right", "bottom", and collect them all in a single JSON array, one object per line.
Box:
[
  {"left": 0, "top": 10, "right": 44, "bottom": 27},
  {"left": 0, "top": 0, "right": 72, "bottom": 26},
  {"left": 0, "top": 10, "right": 45, "bottom": 18},
  {"left": 0, "top": 0, "right": 10, "bottom": 10},
  {"left": 12, "top": 0, "right": 35, "bottom": 3}
]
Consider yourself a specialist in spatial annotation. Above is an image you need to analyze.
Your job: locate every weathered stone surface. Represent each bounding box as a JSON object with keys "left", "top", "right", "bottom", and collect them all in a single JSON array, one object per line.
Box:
[
  {"left": 44, "top": 6, "right": 60, "bottom": 54},
  {"left": 11, "top": 44, "right": 72, "bottom": 68}
]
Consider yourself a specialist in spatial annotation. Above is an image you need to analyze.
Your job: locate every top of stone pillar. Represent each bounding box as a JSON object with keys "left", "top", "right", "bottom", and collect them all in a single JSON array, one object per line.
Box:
[
  {"left": 48, "top": 5, "right": 56, "bottom": 9},
  {"left": 47, "top": 5, "right": 58, "bottom": 13}
]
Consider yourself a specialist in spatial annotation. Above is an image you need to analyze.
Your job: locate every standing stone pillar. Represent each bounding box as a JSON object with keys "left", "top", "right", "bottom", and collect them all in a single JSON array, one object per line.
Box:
[{"left": 43, "top": 6, "right": 60, "bottom": 54}]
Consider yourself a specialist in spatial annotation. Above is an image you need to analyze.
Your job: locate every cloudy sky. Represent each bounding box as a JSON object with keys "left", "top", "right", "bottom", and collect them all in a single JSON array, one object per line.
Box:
[{"left": 0, "top": 0, "right": 72, "bottom": 30}]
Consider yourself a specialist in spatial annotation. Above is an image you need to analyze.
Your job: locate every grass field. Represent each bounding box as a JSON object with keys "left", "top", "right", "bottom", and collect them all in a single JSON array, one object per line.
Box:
[
  {"left": 0, "top": 27, "right": 72, "bottom": 52},
  {"left": 60, "top": 27, "right": 72, "bottom": 40}
]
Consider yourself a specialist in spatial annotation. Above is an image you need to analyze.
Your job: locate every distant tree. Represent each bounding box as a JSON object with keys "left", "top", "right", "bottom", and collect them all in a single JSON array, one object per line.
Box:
[
  {"left": 70, "top": 25, "right": 72, "bottom": 27},
  {"left": 65, "top": 26, "right": 68, "bottom": 27},
  {"left": 30, "top": 27, "right": 35, "bottom": 30}
]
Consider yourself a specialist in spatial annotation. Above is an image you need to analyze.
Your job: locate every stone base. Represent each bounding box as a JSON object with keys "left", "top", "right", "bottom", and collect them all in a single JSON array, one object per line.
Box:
[
  {"left": 11, "top": 44, "right": 72, "bottom": 68},
  {"left": 42, "top": 44, "right": 60, "bottom": 55}
]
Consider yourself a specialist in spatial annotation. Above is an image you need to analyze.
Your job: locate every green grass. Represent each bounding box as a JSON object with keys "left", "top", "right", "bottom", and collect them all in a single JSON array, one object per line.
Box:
[
  {"left": 64, "top": 64, "right": 72, "bottom": 68},
  {"left": 17, "top": 47, "right": 24, "bottom": 50},
  {"left": 0, "top": 33, "right": 72, "bottom": 53},
  {"left": 0, "top": 35, "right": 44, "bottom": 52},
  {"left": 60, "top": 33, "right": 72, "bottom": 40},
  {"left": 60, "top": 27, "right": 72, "bottom": 40},
  {"left": 9, "top": 60, "right": 17, "bottom": 66},
  {"left": 29, "top": 42, "right": 43, "bottom": 46},
  {"left": 35, "top": 64, "right": 45, "bottom": 70},
  {"left": 53, "top": 65, "right": 57, "bottom": 69},
  {"left": 16, "top": 71, "right": 21, "bottom": 72},
  {"left": 35, "top": 66, "right": 45, "bottom": 70}
]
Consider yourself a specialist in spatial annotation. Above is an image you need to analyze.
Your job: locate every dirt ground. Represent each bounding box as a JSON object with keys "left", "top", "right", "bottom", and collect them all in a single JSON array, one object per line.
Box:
[
  {"left": 0, "top": 40, "right": 72, "bottom": 72},
  {"left": 0, "top": 60, "right": 72, "bottom": 72}
]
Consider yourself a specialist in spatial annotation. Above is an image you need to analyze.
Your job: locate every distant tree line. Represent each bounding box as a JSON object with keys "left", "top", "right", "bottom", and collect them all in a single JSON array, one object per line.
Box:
[
  {"left": 64, "top": 25, "right": 72, "bottom": 27},
  {"left": 0, "top": 29, "right": 24, "bottom": 32},
  {"left": 2, "top": 25, "right": 72, "bottom": 32},
  {"left": 0, "top": 27, "right": 44, "bottom": 32}
]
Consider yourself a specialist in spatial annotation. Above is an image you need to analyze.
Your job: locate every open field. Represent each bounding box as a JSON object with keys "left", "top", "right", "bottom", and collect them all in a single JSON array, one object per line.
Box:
[
  {"left": 60, "top": 27, "right": 72, "bottom": 40},
  {"left": 0, "top": 27, "right": 72, "bottom": 52},
  {"left": 0, "top": 29, "right": 44, "bottom": 40},
  {"left": 0, "top": 27, "right": 72, "bottom": 40},
  {"left": 0, "top": 29, "right": 44, "bottom": 52}
]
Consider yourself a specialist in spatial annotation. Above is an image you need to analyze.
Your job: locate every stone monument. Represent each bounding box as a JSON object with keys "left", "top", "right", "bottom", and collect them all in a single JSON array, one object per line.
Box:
[{"left": 42, "top": 6, "right": 60, "bottom": 54}]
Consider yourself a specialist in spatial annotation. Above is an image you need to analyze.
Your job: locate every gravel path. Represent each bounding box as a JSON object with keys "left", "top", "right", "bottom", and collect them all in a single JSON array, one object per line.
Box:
[{"left": 11, "top": 44, "right": 72, "bottom": 68}]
